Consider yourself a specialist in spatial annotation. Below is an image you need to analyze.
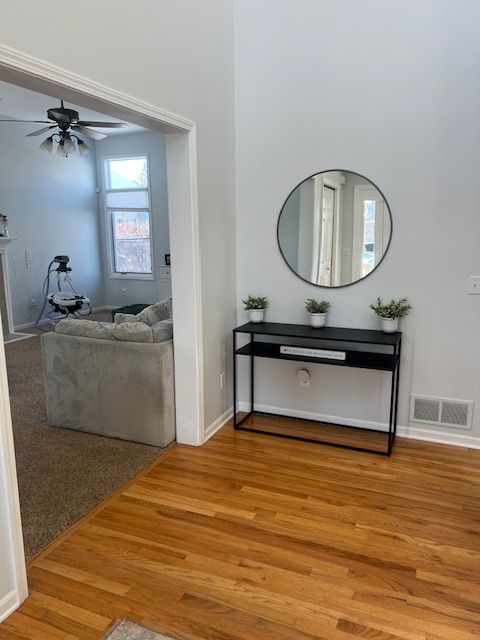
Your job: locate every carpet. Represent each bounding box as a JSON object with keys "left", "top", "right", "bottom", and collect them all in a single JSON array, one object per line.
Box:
[
  {"left": 6, "top": 319, "right": 164, "bottom": 558},
  {"left": 104, "top": 620, "right": 177, "bottom": 639}
]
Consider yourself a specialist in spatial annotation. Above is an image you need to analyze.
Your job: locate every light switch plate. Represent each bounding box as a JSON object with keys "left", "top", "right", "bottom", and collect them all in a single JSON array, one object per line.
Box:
[{"left": 469, "top": 276, "right": 480, "bottom": 295}]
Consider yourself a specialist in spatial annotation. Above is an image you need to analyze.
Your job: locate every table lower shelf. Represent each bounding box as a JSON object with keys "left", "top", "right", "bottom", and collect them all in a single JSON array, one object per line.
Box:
[
  {"left": 235, "top": 341, "right": 398, "bottom": 371},
  {"left": 234, "top": 411, "right": 391, "bottom": 454}
]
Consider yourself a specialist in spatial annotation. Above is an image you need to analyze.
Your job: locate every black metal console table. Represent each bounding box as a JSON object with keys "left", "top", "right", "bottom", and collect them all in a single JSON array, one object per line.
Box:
[{"left": 233, "top": 322, "right": 402, "bottom": 456}]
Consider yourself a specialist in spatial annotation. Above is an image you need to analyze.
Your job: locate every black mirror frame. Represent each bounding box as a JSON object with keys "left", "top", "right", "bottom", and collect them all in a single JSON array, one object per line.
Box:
[{"left": 276, "top": 169, "right": 393, "bottom": 289}]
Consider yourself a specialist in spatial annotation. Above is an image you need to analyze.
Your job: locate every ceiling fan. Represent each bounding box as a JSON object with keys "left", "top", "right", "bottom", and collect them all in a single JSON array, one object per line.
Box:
[{"left": 0, "top": 100, "right": 128, "bottom": 156}]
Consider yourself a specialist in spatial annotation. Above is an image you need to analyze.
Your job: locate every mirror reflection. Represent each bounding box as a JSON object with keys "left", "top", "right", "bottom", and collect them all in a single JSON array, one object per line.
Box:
[{"left": 277, "top": 170, "right": 392, "bottom": 287}]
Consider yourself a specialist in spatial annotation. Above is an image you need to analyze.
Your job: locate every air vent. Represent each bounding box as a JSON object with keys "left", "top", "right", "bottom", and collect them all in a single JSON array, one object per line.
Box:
[
  {"left": 441, "top": 401, "right": 470, "bottom": 427},
  {"left": 410, "top": 395, "right": 473, "bottom": 430}
]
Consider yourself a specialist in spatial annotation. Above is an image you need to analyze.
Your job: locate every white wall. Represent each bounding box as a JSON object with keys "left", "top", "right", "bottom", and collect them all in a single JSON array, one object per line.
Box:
[
  {"left": 0, "top": 122, "right": 103, "bottom": 327},
  {"left": 0, "top": 0, "right": 236, "bottom": 428},
  {"left": 235, "top": 0, "right": 480, "bottom": 442},
  {"left": 94, "top": 131, "right": 170, "bottom": 308}
]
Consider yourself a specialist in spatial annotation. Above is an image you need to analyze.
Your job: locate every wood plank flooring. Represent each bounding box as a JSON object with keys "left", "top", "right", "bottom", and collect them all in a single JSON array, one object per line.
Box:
[
  {"left": 237, "top": 412, "right": 389, "bottom": 452},
  {"left": 3, "top": 421, "right": 480, "bottom": 640}
]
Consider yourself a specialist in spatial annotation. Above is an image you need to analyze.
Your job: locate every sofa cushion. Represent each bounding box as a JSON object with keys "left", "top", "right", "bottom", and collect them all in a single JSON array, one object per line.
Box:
[
  {"left": 114, "top": 298, "right": 172, "bottom": 326},
  {"left": 114, "top": 312, "right": 139, "bottom": 324},
  {"left": 151, "top": 319, "right": 173, "bottom": 343},
  {"left": 110, "top": 321, "right": 154, "bottom": 343},
  {"left": 137, "top": 298, "right": 172, "bottom": 326},
  {"left": 111, "top": 303, "right": 151, "bottom": 321},
  {"left": 55, "top": 319, "right": 117, "bottom": 340}
]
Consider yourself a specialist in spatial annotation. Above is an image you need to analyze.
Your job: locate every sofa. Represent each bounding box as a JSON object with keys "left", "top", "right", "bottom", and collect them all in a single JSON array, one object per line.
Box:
[{"left": 41, "top": 299, "right": 175, "bottom": 448}]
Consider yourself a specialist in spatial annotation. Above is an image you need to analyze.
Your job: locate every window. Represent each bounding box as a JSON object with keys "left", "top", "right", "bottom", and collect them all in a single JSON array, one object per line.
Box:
[
  {"left": 103, "top": 156, "right": 153, "bottom": 277},
  {"left": 361, "top": 199, "right": 376, "bottom": 277}
]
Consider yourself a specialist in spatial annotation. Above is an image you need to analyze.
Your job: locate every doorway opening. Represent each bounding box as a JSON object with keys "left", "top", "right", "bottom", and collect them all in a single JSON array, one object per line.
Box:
[{"left": 0, "top": 45, "right": 204, "bottom": 617}]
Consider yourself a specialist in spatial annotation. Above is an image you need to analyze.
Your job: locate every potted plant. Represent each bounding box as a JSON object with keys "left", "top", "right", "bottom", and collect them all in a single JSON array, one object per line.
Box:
[
  {"left": 370, "top": 297, "right": 412, "bottom": 333},
  {"left": 305, "top": 298, "right": 330, "bottom": 328},
  {"left": 242, "top": 295, "right": 268, "bottom": 323}
]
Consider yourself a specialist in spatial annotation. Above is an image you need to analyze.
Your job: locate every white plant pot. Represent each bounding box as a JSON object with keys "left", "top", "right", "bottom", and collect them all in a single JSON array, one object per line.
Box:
[
  {"left": 381, "top": 317, "right": 399, "bottom": 333},
  {"left": 309, "top": 312, "right": 327, "bottom": 328},
  {"left": 249, "top": 309, "right": 265, "bottom": 323}
]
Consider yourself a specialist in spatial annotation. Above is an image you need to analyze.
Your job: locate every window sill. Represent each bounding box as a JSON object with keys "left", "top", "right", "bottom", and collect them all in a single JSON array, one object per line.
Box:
[{"left": 108, "top": 272, "right": 155, "bottom": 281}]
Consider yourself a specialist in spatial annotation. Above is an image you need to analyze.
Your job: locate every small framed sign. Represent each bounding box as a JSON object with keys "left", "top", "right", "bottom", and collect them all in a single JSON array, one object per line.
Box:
[{"left": 280, "top": 345, "right": 346, "bottom": 360}]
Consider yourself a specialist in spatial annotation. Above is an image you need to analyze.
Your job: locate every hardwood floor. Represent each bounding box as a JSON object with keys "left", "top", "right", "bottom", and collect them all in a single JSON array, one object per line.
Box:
[
  {"left": 3, "top": 422, "right": 480, "bottom": 640},
  {"left": 237, "top": 412, "right": 389, "bottom": 452}
]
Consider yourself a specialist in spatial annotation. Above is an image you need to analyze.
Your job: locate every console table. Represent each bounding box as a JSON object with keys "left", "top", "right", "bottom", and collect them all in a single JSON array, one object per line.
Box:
[{"left": 233, "top": 322, "right": 402, "bottom": 456}]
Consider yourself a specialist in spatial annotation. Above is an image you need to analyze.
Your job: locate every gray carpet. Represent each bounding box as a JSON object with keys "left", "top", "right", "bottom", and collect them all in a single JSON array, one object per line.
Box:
[
  {"left": 104, "top": 620, "right": 177, "bottom": 639},
  {"left": 6, "top": 317, "right": 163, "bottom": 558}
]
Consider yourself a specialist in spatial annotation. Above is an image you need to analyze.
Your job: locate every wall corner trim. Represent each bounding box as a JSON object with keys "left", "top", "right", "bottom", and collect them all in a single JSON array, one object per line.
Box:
[
  {"left": 0, "top": 590, "right": 19, "bottom": 623},
  {"left": 204, "top": 407, "right": 233, "bottom": 442}
]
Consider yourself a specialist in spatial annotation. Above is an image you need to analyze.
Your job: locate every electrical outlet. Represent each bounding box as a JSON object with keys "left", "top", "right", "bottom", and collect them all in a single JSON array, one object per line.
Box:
[
  {"left": 469, "top": 276, "right": 480, "bottom": 294},
  {"left": 296, "top": 368, "right": 311, "bottom": 387},
  {"left": 220, "top": 372, "right": 226, "bottom": 390},
  {"left": 25, "top": 250, "right": 32, "bottom": 269},
  {"left": 30, "top": 298, "right": 37, "bottom": 307},
  {"left": 121, "top": 287, "right": 127, "bottom": 296}
]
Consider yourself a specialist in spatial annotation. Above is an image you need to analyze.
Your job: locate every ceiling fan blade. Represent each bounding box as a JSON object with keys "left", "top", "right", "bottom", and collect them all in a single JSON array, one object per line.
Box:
[
  {"left": 71, "top": 125, "right": 107, "bottom": 140},
  {"left": 77, "top": 121, "right": 128, "bottom": 128},
  {"left": 26, "top": 125, "right": 57, "bottom": 137},
  {"left": 0, "top": 119, "right": 53, "bottom": 123}
]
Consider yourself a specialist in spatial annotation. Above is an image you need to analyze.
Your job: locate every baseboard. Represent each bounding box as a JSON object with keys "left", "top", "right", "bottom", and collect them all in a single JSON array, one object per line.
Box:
[
  {"left": 14, "top": 306, "right": 114, "bottom": 331},
  {"left": 236, "top": 402, "right": 480, "bottom": 450},
  {"left": 396, "top": 425, "right": 480, "bottom": 449},
  {"left": 204, "top": 407, "right": 233, "bottom": 442},
  {"left": 237, "top": 401, "right": 386, "bottom": 432},
  {"left": 4, "top": 332, "right": 36, "bottom": 344},
  {"left": 0, "top": 590, "right": 19, "bottom": 623},
  {"left": 13, "top": 322, "right": 30, "bottom": 331},
  {"left": 14, "top": 318, "right": 50, "bottom": 331}
]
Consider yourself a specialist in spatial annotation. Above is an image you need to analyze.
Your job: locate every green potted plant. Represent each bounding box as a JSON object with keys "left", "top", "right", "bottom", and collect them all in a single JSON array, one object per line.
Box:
[
  {"left": 370, "top": 297, "right": 412, "bottom": 333},
  {"left": 242, "top": 295, "right": 268, "bottom": 323},
  {"left": 305, "top": 298, "right": 330, "bottom": 328}
]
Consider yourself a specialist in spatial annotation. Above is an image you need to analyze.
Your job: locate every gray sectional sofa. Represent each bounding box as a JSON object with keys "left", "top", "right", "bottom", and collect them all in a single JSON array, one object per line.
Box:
[{"left": 41, "top": 299, "right": 175, "bottom": 448}]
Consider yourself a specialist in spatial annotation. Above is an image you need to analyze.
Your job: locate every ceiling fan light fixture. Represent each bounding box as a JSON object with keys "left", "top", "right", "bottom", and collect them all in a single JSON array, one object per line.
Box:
[
  {"left": 63, "top": 136, "right": 76, "bottom": 155},
  {"left": 1, "top": 99, "right": 128, "bottom": 158},
  {"left": 77, "top": 139, "right": 90, "bottom": 156},
  {"left": 39, "top": 135, "right": 54, "bottom": 153},
  {"left": 56, "top": 139, "right": 67, "bottom": 157}
]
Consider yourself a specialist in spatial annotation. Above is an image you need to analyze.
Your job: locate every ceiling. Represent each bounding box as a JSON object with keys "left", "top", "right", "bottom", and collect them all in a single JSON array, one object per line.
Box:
[{"left": 0, "top": 80, "right": 147, "bottom": 135}]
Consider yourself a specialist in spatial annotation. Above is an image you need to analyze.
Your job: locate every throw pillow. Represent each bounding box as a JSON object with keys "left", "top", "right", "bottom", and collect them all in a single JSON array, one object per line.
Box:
[
  {"left": 114, "top": 312, "right": 140, "bottom": 324},
  {"left": 151, "top": 319, "right": 174, "bottom": 343},
  {"left": 111, "top": 321, "right": 154, "bottom": 343},
  {"left": 137, "top": 297, "right": 172, "bottom": 326}
]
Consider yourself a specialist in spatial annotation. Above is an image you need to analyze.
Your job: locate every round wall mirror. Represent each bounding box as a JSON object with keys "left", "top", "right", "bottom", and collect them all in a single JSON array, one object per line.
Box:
[{"left": 277, "top": 170, "right": 392, "bottom": 287}]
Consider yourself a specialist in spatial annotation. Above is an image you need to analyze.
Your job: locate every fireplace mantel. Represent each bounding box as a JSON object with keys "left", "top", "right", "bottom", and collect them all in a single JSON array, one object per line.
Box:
[
  {"left": 0, "top": 237, "right": 30, "bottom": 343},
  {"left": 0, "top": 236, "right": 16, "bottom": 249}
]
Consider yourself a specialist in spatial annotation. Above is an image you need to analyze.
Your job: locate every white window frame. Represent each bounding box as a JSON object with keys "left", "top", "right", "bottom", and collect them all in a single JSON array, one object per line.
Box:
[
  {"left": 102, "top": 153, "right": 155, "bottom": 280},
  {"left": 352, "top": 184, "right": 387, "bottom": 281}
]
